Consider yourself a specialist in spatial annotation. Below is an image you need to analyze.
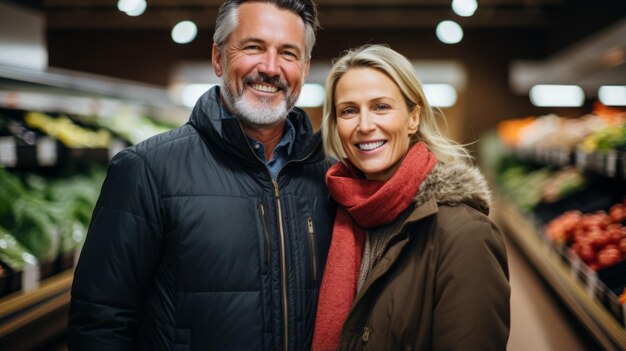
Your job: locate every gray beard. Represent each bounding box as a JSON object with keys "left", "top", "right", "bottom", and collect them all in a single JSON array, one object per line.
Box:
[{"left": 220, "top": 71, "right": 299, "bottom": 128}]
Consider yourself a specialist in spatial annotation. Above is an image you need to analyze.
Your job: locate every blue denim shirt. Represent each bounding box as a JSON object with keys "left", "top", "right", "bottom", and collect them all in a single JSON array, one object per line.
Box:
[{"left": 221, "top": 105, "right": 295, "bottom": 180}]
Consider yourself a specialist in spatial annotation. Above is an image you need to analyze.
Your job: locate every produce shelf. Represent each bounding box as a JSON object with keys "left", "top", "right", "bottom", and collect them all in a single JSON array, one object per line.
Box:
[
  {"left": 510, "top": 146, "right": 623, "bottom": 179},
  {"left": 0, "top": 269, "right": 73, "bottom": 350},
  {"left": 0, "top": 134, "right": 126, "bottom": 168},
  {"left": 493, "top": 194, "right": 626, "bottom": 351}
]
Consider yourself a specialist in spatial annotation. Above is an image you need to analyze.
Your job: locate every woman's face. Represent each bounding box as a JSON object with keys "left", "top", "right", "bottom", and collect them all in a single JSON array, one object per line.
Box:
[{"left": 334, "top": 67, "right": 419, "bottom": 181}]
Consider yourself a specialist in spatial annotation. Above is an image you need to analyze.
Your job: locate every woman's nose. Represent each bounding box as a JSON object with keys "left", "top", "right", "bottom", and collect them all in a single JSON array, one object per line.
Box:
[{"left": 357, "top": 112, "right": 375, "bottom": 133}]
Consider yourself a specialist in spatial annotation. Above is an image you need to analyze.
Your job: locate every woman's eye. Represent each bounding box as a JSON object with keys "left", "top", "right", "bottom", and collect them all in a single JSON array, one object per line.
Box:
[
  {"left": 338, "top": 107, "right": 357, "bottom": 118},
  {"left": 374, "top": 104, "right": 391, "bottom": 111}
]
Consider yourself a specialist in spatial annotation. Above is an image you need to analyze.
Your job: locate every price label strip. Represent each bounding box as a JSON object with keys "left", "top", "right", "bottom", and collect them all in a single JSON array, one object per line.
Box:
[
  {"left": 606, "top": 150, "right": 617, "bottom": 177},
  {"left": 36, "top": 137, "right": 58, "bottom": 166},
  {"left": 0, "top": 136, "right": 17, "bottom": 167},
  {"left": 575, "top": 150, "right": 587, "bottom": 171},
  {"left": 21, "top": 254, "right": 41, "bottom": 293}
]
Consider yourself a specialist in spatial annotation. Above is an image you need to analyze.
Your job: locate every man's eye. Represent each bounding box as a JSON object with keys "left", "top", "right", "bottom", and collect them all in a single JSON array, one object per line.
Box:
[
  {"left": 282, "top": 51, "right": 298, "bottom": 59},
  {"left": 244, "top": 45, "right": 261, "bottom": 51}
]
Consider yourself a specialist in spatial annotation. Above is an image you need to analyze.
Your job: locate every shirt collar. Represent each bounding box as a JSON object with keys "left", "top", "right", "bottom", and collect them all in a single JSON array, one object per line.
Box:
[{"left": 219, "top": 100, "right": 296, "bottom": 158}]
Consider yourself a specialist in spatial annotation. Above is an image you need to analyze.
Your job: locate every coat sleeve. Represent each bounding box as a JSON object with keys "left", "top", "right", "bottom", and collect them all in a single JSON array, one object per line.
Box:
[
  {"left": 431, "top": 211, "right": 510, "bottom": 351},
  {"left": 67, "top": 149, "right": 163, "bottom": 351}
]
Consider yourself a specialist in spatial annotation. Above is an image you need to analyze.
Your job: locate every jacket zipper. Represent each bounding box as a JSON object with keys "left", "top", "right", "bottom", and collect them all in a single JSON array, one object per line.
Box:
[
  {"left": 307, "top": 216, "right": 318, "bottom": 282},
  {"left": 259, "top": 203, "right": 270, "bottom": 268},
  {"left": 266, "top": 133, "right": 320, "bottom": 351},
  {"left": 237, "top": 121, "right": 321, "bottom": 351},
  {"left": 273, "top": 180, "right": 289, "bottom": 351}
]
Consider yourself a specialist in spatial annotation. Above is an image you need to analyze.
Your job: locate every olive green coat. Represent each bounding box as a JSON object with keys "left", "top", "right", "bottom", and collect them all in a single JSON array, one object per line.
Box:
[{"left": 337, "top": 163, "right": 510, "bottom": 351}]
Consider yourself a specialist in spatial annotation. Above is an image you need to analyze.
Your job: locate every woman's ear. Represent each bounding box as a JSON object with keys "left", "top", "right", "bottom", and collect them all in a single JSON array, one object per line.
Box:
[{"left": 408, "top": 105, "right": 420, "bottom": 135}]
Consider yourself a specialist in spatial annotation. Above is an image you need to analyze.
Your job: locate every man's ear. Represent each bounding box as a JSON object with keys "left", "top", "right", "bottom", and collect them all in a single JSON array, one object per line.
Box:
[
  {"left": 303, "top": 59, "right": 311, "bottom": 79},
  {"left": 212, "top": 44, "right": 223, "bottom": 77}
]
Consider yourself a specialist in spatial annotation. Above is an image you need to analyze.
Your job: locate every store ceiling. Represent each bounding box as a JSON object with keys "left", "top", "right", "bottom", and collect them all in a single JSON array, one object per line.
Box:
[
  {"left": 16, "top": 0, "right": 571, "bottom": 30},
  {"left": 6, "top": 0, "right": 625, "bottom": 105}
]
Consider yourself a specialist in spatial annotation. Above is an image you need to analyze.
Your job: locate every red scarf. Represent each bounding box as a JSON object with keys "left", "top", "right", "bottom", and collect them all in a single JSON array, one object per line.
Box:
[{"left": 311, "top": 142, "right": 437, "bottom": 350}]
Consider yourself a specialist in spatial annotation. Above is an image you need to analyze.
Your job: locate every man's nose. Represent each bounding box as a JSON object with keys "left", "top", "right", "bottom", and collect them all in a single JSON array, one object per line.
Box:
[{"left": 258, "top": 50, "right": 280, "bottom": 77}]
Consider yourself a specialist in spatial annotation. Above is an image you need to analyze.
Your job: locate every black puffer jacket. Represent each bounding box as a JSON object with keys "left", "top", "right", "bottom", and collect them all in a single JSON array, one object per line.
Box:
[{"left": 68, "top": 87, "right": 335, "bottom": 350}]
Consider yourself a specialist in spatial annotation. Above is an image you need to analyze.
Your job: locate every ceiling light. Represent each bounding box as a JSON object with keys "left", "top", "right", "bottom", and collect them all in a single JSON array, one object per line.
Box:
[
  {"left": 423, "top": 84, "right": 457, "bottom": 107},
  {"left": 125, "top": 0, "right": 146, "bottom": 16},
  {"left": 451, "top": 0, "right": 477, "bottom": 17},
  {"left": 296, "top": 84, "right": 325, "bottom": 108},
  {"left": 529, "top": 85, "right": 585, "bottom": 107},
  {"left": 117, "top": 0, "right": 142, "bottom": 13},
  {"left": 171, "top": 20, "right": 198, "bottom": 44},
  {"left": 598, "top": 86, "right": 626, "bottom": 106},
  {"left": 436, "top": 20, "right": 464, "bottom": 44}
]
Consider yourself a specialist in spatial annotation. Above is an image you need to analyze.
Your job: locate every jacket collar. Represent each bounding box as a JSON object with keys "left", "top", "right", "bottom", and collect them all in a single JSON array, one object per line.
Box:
[
  {"left": 415, "top": 161, "right": 492, "bottom": 215},
  {"left": 187, "top": 86, "right": 324, "bottom": 169},
  {"left": 396, "top": 162, "right": 493, "bottom": 245}
]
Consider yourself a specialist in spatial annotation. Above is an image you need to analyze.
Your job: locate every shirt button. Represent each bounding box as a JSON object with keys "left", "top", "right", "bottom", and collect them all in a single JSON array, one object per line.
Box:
[{"left": 254, "top": 144, "right": 261, "bottom": 150}]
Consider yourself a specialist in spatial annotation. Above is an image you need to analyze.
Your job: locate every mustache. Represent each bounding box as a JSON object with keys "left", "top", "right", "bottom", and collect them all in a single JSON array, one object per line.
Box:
[{"left": 243, "top": 73, "right": 289, "bottom": 92}]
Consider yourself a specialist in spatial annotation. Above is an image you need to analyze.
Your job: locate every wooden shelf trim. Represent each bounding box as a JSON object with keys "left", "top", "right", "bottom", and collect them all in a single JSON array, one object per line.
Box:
[{"left": 0, "top": 269, "right": 73, "bottom": 338}]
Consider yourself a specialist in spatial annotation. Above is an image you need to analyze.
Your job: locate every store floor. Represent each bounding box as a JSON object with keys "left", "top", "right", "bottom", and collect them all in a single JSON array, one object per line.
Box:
[{"left": 505, "top": 236, "right": 600, "bottom": 351}]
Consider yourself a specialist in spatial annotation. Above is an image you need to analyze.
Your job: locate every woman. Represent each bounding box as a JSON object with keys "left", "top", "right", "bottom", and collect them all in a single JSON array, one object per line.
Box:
[{"left": 312, "top": 45, "right": 510, "bottom": 351}]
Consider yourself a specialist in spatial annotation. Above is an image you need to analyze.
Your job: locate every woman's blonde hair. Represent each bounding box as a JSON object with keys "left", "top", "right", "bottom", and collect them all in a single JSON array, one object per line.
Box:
[{"left": 321, "top": 44, "right": 472, "bottom": 164}]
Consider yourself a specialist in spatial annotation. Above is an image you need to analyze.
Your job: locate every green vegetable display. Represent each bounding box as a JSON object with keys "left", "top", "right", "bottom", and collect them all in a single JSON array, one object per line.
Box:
[
  {"left": 0, "top": 165, "right": 105, "bottom": 268},
  {"left": 0, "top": 226, "right": 37, "bottom": 272}
]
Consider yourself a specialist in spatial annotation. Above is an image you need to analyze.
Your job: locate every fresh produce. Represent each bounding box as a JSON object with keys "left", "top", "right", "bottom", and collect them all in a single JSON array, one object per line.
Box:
[
  {"left": 10, "top": 195, "right": 59, "bottom": 262},
  {"left": 496, "top": 157, "right": 586, "bottom": 211},
  {"left": 99, "top": 110, "right": 173, "bottom": 144},
  {"left": 579, "top": 124, "right": 626, "bottom": 153},
  {"left": 0, "top": 165, "right": 105, "bottom": 263},
  {"left": 546, "top": 201, "right": 626, "bottom": 270},
  {"left": 497, "top": 113, "right": 607, "bottom": 151},
  {"left": 24, "top": 111, "right": 111, "bottom": 148},
  {"left": 540, "top": 167, "right": 586, "bottom": 204},
  {"left": 497, "top": 162, "right": 553, "bottom": 211},
  {"left": 0, "top": 226, "right": 37, "bottom": 271}
]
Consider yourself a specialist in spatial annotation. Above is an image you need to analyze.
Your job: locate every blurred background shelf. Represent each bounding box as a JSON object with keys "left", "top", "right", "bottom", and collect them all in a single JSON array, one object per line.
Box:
[{"left": 494, "top": 195, "right": 626, "bottom": 350}]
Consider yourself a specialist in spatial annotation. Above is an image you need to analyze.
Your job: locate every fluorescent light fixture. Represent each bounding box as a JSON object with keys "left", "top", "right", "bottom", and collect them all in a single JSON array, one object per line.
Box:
[
  {"left": 452, "top": 0, "right": 477, "bottom": 17},
  {"left": 125, "top": 0, "right": 146, "bottom": 16},
  {"left": 598, "top": 86, "right": 626, "bottom": 106},
  {"left": 296, "top": 84, "right": 325, "bottom": 108},
  {"left": 181, "top": 84, "right": 215, "bottom": 108},
  {"left": 171, "top": 20, "right": 198, "bottom": 44},
  {"left": 436, "top": 20, "right": 463, "bottom": 44},
  {"left": 423, "top": 84, "right": 457, "bottom": 107},
  {"left": 529, "top": 85, "right": 585, "bottom": 107}
]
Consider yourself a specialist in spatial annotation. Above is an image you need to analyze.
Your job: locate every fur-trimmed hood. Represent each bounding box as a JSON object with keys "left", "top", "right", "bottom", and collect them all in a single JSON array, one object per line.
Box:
[{"left": 415, "top": 162, "right": 492, "bottom": 215}]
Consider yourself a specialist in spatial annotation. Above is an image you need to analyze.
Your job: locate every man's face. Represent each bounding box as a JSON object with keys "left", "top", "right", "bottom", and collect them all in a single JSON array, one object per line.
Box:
[{"left": 212, "top": 2, "right": 310, "bottom": 127}]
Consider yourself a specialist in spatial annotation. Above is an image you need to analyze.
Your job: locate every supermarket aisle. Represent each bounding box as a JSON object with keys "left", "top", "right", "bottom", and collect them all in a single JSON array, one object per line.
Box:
[{"left": 505, "top": 236, "right": 598, "bottom": 351}]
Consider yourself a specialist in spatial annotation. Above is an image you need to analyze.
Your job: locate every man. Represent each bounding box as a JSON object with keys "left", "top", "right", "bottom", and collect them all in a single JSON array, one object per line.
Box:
[{"left": 67, "top": 1, "right": 334, "bottom": 350}]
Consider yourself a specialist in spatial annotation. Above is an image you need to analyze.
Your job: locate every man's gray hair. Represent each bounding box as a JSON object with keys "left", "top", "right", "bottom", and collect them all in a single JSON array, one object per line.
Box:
[{"left": 213, "top": 0, "right": 319, "bottom": 59}]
